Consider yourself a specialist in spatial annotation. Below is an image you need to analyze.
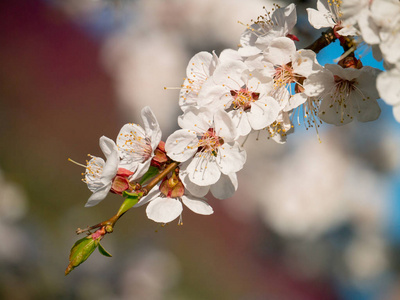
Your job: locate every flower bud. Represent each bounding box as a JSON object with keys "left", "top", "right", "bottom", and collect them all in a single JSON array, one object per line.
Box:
[
  {"left": 160, "top": 171, "right": 185, "bottom": 198},
  {"left": 151, "top": 141, "right": 169, "bottom": 169}
]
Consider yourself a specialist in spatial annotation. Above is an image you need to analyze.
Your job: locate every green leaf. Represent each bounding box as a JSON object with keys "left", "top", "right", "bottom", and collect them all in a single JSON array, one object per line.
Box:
[
  {"left": 117, "top": 192, "right": 143, "bottom": 216},
  {"left": 98, "top": 242, "right": 112, "bottom": 257},
  {"left": 139, "top": 166, "right": 160, "bottom": 185},
  {"left": 65, "top": 237, "right": 97, "bottom": 275}
]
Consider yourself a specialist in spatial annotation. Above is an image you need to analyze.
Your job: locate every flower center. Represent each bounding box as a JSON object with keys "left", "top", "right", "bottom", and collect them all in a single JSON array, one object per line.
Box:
[
  {"left": 197, "top": 128, "right": 224, "bottom": 157},
  {"left": 230, "top": 87, "right": 260, "bottom": 111},
  {"left": 118, "top": 130, "right": 153, "bottom": 162},
  {"left": 273, "top": 63, "right": 296, "bottom": 88},
  {"left": 333, "top": 75, "right": 356, "bottom": 104},
  {"left": 86, "top": 156, "right": 103, "bottom": 178}
]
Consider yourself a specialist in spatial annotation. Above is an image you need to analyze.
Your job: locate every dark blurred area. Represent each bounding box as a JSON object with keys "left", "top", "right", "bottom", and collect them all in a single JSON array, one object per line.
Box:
[{"left": 1, "top": 0, "right": 400, "bottom": 299}]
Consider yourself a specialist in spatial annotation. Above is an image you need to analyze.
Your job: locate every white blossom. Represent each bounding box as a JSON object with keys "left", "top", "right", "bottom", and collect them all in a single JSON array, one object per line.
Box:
[
  {"left": 197, "top": 60, "right": 280, "bottom": 136},
  {"left": 261, "top": 37, "right": 323, "bottom": 111},
  {"left": 117, "top": 106, "right": 162, "bottom": 180},
  {"left": 238, "top": 3, "right": 298, "bottom": 57},
  {"left": 165, "top": 107, "right": 246, "bottom": 186},
  {"left": 307, "top": 0, "right": 358, "bottom": 36},
  {"left": 135, "top": 183, "right": 213, "bottom": 224},
  {"left": 316, "top": 64, "right": 381, "bottom": 125},
  {"left": 179, "top": 51, "right": 219, "bottom": 111},
  {"left": 84, "top": 136, "right": 120, "bottom": 207}
]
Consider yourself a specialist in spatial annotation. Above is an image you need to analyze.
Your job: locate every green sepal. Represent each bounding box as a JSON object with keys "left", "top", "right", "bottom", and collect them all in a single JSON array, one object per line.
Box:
[
  {"left": 118, "top": 192, "right": 143, "bottom": 216},
  {"left": 139, "top": 166, "right": 159, "bottom": 185},
  {"left": 98, "top": 242, "right": 112, "bottom": 257},
  {"left": 65, "top": 236, "right": 98, "bottom": 275}
]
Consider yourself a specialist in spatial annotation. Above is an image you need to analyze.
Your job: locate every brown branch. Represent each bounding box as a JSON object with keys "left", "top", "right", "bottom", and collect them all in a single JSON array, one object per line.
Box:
[
  {"left": 305, "top": 28, "right": 336, "bottom": 54},
  {"left": 75, "top": 161, "right": 180, "bottom": 235}
]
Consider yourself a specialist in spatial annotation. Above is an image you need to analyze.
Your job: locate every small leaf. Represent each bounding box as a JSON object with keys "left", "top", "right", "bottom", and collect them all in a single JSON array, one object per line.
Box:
[
  {"left": 117, "top": 192, "right": 143, "bottom": 216},
  {"left": 65, "top": 237, "right": 97, "bottom": 275},
  {"left": 139, "top": 166, "right": 160, "bottom": 185},
  {"left": 98, "top": 242, "right": 112, "bottom": 257}
]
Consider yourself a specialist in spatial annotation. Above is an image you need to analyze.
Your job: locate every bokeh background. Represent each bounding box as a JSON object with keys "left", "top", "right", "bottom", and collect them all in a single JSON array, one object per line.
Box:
[{"left": 1, "top": 0, "right": 400, "bottom": 299}]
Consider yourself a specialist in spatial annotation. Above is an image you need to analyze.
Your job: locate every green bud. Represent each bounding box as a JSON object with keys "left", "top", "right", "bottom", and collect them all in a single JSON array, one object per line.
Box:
[
  {"left": 65, "top": 236, "right": 97, "bottom": 275},
  {"left": 105, "top": 225, "right": 113, "bottom": 233}
]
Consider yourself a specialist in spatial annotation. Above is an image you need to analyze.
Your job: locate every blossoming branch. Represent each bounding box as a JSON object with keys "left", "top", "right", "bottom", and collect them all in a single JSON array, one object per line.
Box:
[{"left": 65, "top": 0, "right": 400, "bottom": 275}]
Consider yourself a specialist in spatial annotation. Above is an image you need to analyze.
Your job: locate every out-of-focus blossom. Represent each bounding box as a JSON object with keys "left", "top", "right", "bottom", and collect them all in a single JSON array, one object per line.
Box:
[
  {"left": 344, "top": 235, "right": 388, "bottom": 281},
  {"left": 377, "top": 65, "right": 400, "bottom": 122},
  {"left": 253, "top": 134, "right": 387, "bottom": 239},
  {"left": 120, "top": 249, "right": 181, "bottom": 300},
  {"left": 101, "top": 0, "right": 270, "bottom": 133},
  {"left": 307, "top": 0, "right": 357, "bottom": 36},
  {"left": 0, "top": 170, "right": 29, "bottom": 263},
  {"left": 0, "top": 172, "right": 28, "bottom": 222}
]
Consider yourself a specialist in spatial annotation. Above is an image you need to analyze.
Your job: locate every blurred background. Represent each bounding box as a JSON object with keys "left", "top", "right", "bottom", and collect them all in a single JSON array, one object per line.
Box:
[{"left": 1, "top": 0, "right": 400, "bottom": 299}]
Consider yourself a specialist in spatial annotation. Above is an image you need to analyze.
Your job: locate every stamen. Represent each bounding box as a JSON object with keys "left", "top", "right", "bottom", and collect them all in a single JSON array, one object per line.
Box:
[{"left": 68, "top": 158, "right": 86, "bottom": 168}]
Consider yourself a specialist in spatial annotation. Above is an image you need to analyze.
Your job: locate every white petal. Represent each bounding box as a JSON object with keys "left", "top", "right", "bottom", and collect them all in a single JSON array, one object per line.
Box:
[
  {"left": 186, "top": 51, "right": 214, "bottom": 78},
  {"left": 350, "top": 94, "right": 381, "bottom": 123},
  {"left": 134, "top": 187, "right": 160, "bottom": 207},
  {"left": 197, "top": 84, "right": 230, "bottom": 109},
  {"left": 131, "top": 159, "right": 152, "bottom": 181},
  {"left": 217, "top": 143, "right": 246, "bottom": 175},
  {"left": 85, "top": 184, "right": 111, "bottom": 207},
  {"left": 214, "top": 109, "right": 238, "bottom": 142},
  {"left": 292, "top": 50, "right": 322, "bottom": 77},
  {"left": 319, "top": 96, "right": 352, "bottom": 125},
  {"left": 146, "top": 197, "right": 183, "bottom": 223},
  {"left": 228, "top": 110, "right": 252, "bottom": 137},
  {"left": 238, "top": 45, "right": 262, "bottom": 57},
  {"left": 303, "top": 70, "right": 333, "bottom": 97},
  {"left": 358, "top": 13, "right": 380, "bottom": 45},
  {"left": 219, "top": 49, "right": 242, "bottom": 62},
  {"left": 284, "top": 93, "right": 308, "bottom": 111},
  {"left": 264, "top": 37, "right": 296, "bottom": 66},
  {"left": 180, "top": 170, "right": 210, "bottom": 197},
  {"left": 377, "top": 70, "right": 400, "bottom": 106},
  {"left": 99, "top": 136, "right": 117, "bottom": 159},
  {"left": 181, "top": 195, "right": 213, "bottom": 215},
  {"left": 178, "top": 107, "right": 213, "bottom": 133},
  {"left": 165, "top": 129, "right": 198, "bottom": 162},
  {"left": 210, "top": 173, "right": 238, "bottom": 200},
  {"left": 278, "top": 3, "right": 297, "bottom": 33},
  {"left": 248, "top": 97, "right": 280, "bottom": 129},
  {"left": 100, "top": 148, "right": 119, "bottom": 184},
  {"left": 307, "top": 7, "right": 335, "bottom": 29},
  {"left": 212, "top": 60, "right": 248, "bottom": 86},
  {"left": 186, "top": 155, "right": 221, "bottom": 186},
  {"left": 393, "top": 105, "right": 400, "bottom": 123},
  {"left": 85, "top": 156, "right": 105, "bottom": 191},
  {"left": 141, "top": 106, "right": 162, "bottom": 151}
]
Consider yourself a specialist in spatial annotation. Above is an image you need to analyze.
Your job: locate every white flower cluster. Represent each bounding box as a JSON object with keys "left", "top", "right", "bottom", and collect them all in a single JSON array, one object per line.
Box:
[
  {"left": 75, "top": 1, "right": 395, "bottom": 226},
  {"left": 339, "top": 0, "right": 400, "bottom": 121}
]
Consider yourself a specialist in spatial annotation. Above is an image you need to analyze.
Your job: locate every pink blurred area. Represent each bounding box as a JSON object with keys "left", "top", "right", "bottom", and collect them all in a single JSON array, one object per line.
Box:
[
  {"left": 0, "top": 0, "right": 355, "bottom": 299},
  {"left": 0, "top": 0, "right": 120, "bottom": 210}
]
